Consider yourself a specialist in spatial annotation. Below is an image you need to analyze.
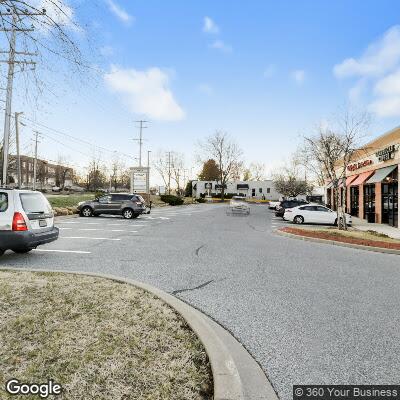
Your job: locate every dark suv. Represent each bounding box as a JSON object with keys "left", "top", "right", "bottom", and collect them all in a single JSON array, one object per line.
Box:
[
  {"left": 275, "top": 199, "right": 309, "bottom": 218},
  {"left": 77, "top": 193, "right": 147, "bottom": 219}
]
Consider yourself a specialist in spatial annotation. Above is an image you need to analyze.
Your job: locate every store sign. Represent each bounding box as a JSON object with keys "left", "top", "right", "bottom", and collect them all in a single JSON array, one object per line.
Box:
[
  {"left": 375, "top": 144, "right": 399, "bottom": 162},
  {"left": 347, "top": 159, "right": 373, "bottom": 171},
  {"left": 131, "top": 167, "right": 149, "bottom": 193}
]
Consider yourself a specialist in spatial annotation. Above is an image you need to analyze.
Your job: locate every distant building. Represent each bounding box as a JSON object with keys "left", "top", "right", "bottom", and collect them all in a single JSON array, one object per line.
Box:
[
  {"left": 192, "top": 180, "right": 281, "bottom": 200},
  {"left": 7, "top": 155, "right": 74, "bottom": 189},
  {"left": 192, "top": 179, "right": 325, "bottom": 203}
]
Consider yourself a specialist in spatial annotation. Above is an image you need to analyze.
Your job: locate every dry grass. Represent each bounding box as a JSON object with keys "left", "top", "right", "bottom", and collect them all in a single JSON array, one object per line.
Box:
[
  {"left": 310, "top": 227, "right": 398, "bottom": 243},
  {"left": 0, "top": 271, "right": 212, "bottom": 400}
]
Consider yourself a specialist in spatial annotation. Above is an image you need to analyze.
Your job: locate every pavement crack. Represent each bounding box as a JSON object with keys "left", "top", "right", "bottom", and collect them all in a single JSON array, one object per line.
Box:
[
  {"left": 171, "top": 279, "right": 214, "bottom": 295},
  {"left": 195, "top": 244, "right": 205, "bottom": 256}
]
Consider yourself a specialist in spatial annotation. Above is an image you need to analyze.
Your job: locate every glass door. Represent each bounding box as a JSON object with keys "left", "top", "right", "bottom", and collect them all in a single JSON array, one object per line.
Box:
[
  {"left": 364, "top": 184, "right": 375, "bottom": 223},
  {"left": 382, "top": 182, "right": 398, "bottom": 227},
  {"left": 350, "top": 186, "right": 359, "bottom": 216}
]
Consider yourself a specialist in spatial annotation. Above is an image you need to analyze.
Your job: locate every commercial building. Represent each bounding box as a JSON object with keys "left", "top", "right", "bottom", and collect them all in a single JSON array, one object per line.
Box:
[
  {"left": 192, "top": 180, "right": 281, "bottom": 200},
  {"left": 326, "top": 127, "right": 399, "bottom": 228}
]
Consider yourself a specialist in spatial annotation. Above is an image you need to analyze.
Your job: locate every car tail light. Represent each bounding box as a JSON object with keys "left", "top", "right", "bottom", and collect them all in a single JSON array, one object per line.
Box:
[{"left": 12, "top": 212, "right": 28, "bottom": 231}]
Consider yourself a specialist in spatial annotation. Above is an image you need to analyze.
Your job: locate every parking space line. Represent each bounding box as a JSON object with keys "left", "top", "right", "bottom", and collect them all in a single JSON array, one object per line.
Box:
[
  {"left": 61, "top": 237, "right": 121, "bottom": 241},
  {"left": 33, "top": 249, "right": 91, "bottom": 254}
]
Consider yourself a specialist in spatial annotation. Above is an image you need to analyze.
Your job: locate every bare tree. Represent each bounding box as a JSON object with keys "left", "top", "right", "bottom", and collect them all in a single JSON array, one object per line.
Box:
[
  {"left": 55, "top": 155, "right": 71, "bottom": 189},
  {"left": 199, "top": 131, "right": 242, "bottom": 200},
  {"left": 272, "top": 162, "right": 313, "bottom": 198},
  {"left": 249, "top": 162, "right": 266, "bottom": 181},
  {"left": 303, "top": 107, "right": 370, "bottom": 230},
  {"left": 170, "top": 152, "right": 185, "bottom": 196},
  {"left": 153, "top": 151, "right": 171, "bottom": 194}
]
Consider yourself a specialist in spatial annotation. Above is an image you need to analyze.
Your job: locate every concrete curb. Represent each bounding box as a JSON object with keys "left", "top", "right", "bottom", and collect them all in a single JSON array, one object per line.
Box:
[
  {"left": 0, "top": 267, "right": 278, "bottom": 400},
  {"left": 276, "top": 229, "right": 400, "bottom": 256}
]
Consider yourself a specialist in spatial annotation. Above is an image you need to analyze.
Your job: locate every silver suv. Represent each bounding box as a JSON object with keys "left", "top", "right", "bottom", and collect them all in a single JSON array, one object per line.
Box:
[
  {"left": 77, "top": 193, "right": 147, "bottom": 219},
  {"left": 0, "top": 189, "right": 59, "bottom": 255}
]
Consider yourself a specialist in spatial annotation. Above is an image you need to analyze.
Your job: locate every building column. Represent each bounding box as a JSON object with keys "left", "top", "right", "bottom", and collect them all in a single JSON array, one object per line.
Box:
[
  {"left": 375, "top": 183, "right": 382, "bottom": 224},
  {"left": 358, "top": 185, "right": 364, "bottom": 219}
]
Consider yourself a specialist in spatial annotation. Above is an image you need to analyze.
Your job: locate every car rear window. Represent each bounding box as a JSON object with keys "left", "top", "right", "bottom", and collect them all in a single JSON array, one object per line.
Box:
[
  {"left": 19, "top": 193, "right": 52, "bottom": 214},
  {"left": 0, "top": 193, "right": 8, "bottom": 212}
]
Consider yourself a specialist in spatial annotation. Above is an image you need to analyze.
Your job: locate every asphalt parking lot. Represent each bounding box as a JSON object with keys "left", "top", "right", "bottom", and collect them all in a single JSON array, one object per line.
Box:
[{"left": 1, "top": 203, "right": 400, "bottom": 400}]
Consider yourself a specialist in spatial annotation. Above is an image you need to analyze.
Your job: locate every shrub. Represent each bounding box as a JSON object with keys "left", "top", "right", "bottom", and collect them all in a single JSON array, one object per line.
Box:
[
  {"left": 160, "top": 195, "right": 184, "bottom": 206},
  {"left": 196, "top": 198, "right": 206, "bottom": 203}
]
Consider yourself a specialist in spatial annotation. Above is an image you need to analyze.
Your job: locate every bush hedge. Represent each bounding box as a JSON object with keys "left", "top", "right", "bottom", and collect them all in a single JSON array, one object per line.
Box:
[{"left": 160, "top": 195, "right": 184, "bottom": 206}]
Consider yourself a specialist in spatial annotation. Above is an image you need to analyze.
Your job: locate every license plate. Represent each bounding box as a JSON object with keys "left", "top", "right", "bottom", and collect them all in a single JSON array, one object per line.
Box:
[{"left": 39, "top": 219, "right": 47, "bottom": 227}]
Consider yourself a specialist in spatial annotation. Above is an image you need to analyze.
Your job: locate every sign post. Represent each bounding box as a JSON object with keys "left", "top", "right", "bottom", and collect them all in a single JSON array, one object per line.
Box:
[{"left": 131, "top": 167, "right": 149, "bottom": 194}]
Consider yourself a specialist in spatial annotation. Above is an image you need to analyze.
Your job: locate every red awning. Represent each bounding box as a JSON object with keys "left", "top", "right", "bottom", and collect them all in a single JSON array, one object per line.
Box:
[
  {"left": 350, "top": 170, "right": 374, "bottom": 186},
  {"left": 345, "top": 175, "right": 358, "bottom": 186}
]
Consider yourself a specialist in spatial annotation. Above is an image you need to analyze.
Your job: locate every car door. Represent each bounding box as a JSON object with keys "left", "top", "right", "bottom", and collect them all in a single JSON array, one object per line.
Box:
[
  {"left": 93, "top": 195, "right": 112, "bottom": 214},
  {"left": 315, "top": 206, "right": 335, "bottom": 224},
  {"left": 110, "top": 194, "right": 126, "bottom": 214},
  {"left": 302, "top": 206, "right": 318, "bottom": 223}
]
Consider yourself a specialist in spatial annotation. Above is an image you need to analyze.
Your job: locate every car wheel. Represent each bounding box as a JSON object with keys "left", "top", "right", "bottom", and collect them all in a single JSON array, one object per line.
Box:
[
  {"left": 123, "top": 208, "right": 134, "bottom": 219},
  {"left": 12, "top": 248, "right": 32, "bottom": 254},
  {"left": 80, "top": 206, "right": 93, "bottom": 217},
  {"left": 294, "top": 215, "right": 304, "bottom": 224}
]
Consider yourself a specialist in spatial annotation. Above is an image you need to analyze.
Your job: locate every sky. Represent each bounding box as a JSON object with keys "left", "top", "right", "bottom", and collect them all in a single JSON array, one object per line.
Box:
[{"left": 6, "top": 0, "right": 400, "bottom": 185}]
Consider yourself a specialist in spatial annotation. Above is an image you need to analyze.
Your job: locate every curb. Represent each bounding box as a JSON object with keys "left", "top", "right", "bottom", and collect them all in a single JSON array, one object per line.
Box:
[
  {"left": 276, "top": 229, "right": 400, "bottom": 256},
  {"left": 0, "top": 268, "right": 277, "bottom": 400}
]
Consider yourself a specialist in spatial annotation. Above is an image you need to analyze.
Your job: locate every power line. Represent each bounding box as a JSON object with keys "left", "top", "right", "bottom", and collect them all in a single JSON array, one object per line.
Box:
[{"left": 20, "top": 115, "right": 137, "bottom": 162}]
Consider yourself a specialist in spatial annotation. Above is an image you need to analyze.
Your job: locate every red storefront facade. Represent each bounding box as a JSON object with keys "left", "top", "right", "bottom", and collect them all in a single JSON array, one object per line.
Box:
[{"left": 325, "top": 127, "right": 400, "bottom": 228}]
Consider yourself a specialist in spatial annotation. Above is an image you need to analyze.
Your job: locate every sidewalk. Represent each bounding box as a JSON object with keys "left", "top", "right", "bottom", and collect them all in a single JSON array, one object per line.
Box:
[{"left": 352, "top": 217, "right": 400, "bottom": 240}]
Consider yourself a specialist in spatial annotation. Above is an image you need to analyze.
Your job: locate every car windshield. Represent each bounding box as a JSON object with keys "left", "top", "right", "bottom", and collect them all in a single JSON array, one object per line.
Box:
[{"left": 19, "top": 193, "right": 52, "bottom": 214}]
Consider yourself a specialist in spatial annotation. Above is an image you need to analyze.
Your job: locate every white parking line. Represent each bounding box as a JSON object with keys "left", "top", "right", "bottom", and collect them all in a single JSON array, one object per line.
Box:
[
  {"left": 33, "top": 249, "right": 91, "bottom": 254},
  {"left": 61, "top": 237, "right": 121, "bottom": 241}
]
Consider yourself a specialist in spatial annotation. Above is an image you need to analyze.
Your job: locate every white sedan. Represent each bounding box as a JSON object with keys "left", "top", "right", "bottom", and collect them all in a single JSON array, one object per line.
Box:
[{"left": 283, "top": 204, "right": 352, "bottom": 226}]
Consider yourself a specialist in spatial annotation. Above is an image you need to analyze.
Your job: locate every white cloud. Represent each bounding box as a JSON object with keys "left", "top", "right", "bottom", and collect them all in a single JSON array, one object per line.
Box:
[
  {"left": 104, "top": 66, "right": 185, "bottom": 121},
  {"left": 333, "top": 25, "right": 400, "bottom": 117},
  {"left": 198, "top": 83, "right": 213, "bottom": 95},
  {"left": 369, "top": 96, "right": 400, "bottom": 117},
  {"left": 291, "top": 69, "right": 305, "bottom": 84},
  {"left": 203, "top": 17, "right": 219, "bottom": 34},
  {"left": 334, "top": 26, "right": 400, "bottom": 78},
  {"left": 263, "top": 64, "right": 276, "bottom": 78},
  {"left": 106, "top": 0, "right": 134, "bottom": 25},
  {"left": 210, "top": 40, "right": 232, "bottom": 53}
]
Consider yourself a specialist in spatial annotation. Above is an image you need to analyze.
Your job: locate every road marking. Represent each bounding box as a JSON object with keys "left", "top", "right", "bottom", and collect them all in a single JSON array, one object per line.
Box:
[
  {"left": 61, "top": 236, "right": 121, "bottom": 241},
  {"left": 33, "top": 249, "right": 91, "bottom": 254}
]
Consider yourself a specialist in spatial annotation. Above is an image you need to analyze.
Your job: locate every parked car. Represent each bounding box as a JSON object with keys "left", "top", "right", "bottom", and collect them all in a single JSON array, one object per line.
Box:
[
  {"left": 268, "top": 201, "right": 280, "bottom": 210},
  {"left": 275, "top": 199, "right": 309, "bottom": 217},
  {"left": 0, "top": 189, "right": 59, "bottom": 255},
  {"left": 77, "top": 193, "right": 147, "bottom": 219},
  {"left": 284, "top": 204, "right": 352, "bottom": 226},
  {"left": 51, "top": 186, "right": 61, "bottom": 192}
]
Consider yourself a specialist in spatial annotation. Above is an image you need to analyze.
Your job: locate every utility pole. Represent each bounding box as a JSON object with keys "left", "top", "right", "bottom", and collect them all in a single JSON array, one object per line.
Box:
[
  {"left": 0, "top": 10, "right": 37, "bottom": 186},
  {"left": 167, "top": 151, "right": 172, "bottom": 195},
  {"left": 132, "top": 120, "right": 148, "bottom": 167},
  {"left": 147, "top": 150, "right": 151, "bottom": 203},
  {"left": 33, "top": 131, "right": 40, "bottom": 191},
  {"left": 15, "top": 111, "right": 23, "bottom": 187}
]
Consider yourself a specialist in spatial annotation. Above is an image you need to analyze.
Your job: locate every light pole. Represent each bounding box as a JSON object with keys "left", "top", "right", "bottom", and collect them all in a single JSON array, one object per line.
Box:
[
  {"left": 15, "top": 112, "right": 23, "bottom": 188},
  {"left": 147, "top": 150, "right": 151, "bottom": 203}
]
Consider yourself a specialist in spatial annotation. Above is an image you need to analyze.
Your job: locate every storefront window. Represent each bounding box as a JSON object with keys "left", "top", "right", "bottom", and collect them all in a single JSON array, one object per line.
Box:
[
  {"left": 364, "top": 184, "right": 375, "bottom": 222},
  {"left": 381, "top": 168, "right": 398, "bottom": 227},
  {"left": 350, "top": 186, "right": 359, "bottom": 217}
]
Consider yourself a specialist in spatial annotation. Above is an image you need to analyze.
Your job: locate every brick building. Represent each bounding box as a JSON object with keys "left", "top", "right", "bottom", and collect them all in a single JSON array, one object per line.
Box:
[{"left": 326, "top": 127, "right": 399, "bottom": 228}]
